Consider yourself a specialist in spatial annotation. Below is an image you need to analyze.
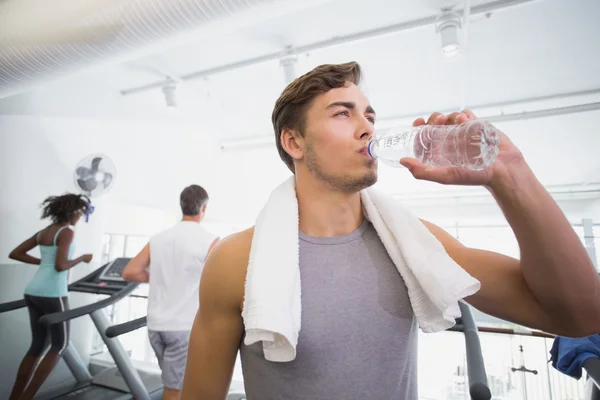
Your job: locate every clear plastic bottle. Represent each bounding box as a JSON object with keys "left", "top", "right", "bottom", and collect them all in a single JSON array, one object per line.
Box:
[{"left": 367, "top": 120, "right": 500, "bottom": 170}]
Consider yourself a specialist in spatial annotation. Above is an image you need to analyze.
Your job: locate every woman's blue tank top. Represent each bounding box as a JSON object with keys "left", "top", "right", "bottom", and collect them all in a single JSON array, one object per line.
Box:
[{"left": 24, "top": 226, "right": 74, "bottom": 298}]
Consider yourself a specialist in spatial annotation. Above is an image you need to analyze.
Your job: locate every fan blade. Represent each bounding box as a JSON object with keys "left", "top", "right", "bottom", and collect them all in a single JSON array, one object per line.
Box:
[
  {"left": 103, "top": 173, "right": 113, "bottom": 189},
  {"left": 78, "top": 178, "right": 98, "bottom": 193},
  {"left": 90, "top": 157, "right": 103, "bottom": 174},
  {"left": 76, "top": 166, "right": 93, "bottom": 179}
]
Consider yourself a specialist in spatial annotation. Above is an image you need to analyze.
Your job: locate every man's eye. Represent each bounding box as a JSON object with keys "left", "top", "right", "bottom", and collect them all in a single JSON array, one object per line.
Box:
[
  {"left": 335, "top": 111, "right": 349, "bottom": 117},
  {"left": 367, "top": 117, "right": 376, "bottom": 124}
]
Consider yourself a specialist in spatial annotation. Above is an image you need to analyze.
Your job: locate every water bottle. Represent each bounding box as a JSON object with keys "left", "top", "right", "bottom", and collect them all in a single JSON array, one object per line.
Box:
[{"left": 367, "top": 120, "right": 500, "bottom": 170}]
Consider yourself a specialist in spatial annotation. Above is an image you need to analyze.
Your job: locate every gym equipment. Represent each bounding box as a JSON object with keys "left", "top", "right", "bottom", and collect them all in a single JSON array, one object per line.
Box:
[
  {"left": 450, "top": 314, "right": 600, "bottom": 400},
  {"left": 585, "top": 357, "right": 600, "bottom": 400},
  {"left": 1, "top": 258, "right": 162, "bottom": 400},
  {"left": 464, "top": 325, "right": 554, "bottom": 339},
  {"left": 511, "top": 345, "right": 538, "bottom": 375},
  {"left": 448, "top": 302, "right": 493, "bottom": 400}
]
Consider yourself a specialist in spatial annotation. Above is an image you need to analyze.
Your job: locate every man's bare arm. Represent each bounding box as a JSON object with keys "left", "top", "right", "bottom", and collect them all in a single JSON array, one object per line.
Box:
[
  {"left": 182, "top": 229, "right": 252, "bottom": 400},
  {"left": 122, "top": 244, "right": 150, "bottom": 283},
  {"left": 487, "top": 162, "right": 600, "bottom": 336},
  {"left": 422, "top": 172, "right": 600, "bottom": 337},
  {"left": 422, "top": 220, "right": 560, "bottom": 334},
  {"left": 407, "top": 110, "right": 600, "bottom": 338}
]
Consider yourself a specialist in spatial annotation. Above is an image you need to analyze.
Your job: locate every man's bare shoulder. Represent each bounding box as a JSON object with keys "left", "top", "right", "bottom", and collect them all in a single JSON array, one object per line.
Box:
[
  {"left": 201, "top": 226, "right": 254, "bottom": 310},
  {"left": 210, "top": 226, "right": 254, "bottom": 267}
]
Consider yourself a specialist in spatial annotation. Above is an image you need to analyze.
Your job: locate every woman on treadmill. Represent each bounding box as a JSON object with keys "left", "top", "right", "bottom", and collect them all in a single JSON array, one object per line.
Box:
[{"left": 8, "top": 193, "right": 94, "bottom": 400}]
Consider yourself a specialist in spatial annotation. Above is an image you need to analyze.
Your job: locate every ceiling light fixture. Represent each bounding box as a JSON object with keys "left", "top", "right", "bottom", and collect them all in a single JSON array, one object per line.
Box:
[
  {"left": 161, "top": 77, "right": 179, "bottom": 108},
  {"left": 435, "top": 9, "right": 462, "bottom": 57},
  {"left": 279, "top": 46, "right": 298, "bottom": 85}
]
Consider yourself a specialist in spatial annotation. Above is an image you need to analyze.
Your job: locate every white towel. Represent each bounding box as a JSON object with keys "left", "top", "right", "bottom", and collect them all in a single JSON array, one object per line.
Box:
[{"left": 242, "top": 176, "right": 481, "bottom": 362}]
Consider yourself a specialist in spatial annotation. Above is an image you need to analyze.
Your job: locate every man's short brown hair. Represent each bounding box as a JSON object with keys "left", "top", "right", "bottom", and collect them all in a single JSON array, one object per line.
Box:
[{"left": 271, "top": 61, "right": 362, "bottom": 173}]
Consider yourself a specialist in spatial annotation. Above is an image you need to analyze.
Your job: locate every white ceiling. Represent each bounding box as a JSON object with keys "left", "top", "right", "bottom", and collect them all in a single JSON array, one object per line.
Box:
[
  {"left": 1, "top": 0, "right": 599, "bottom": 203},
  {"left": 3, "top": 0, "right": 599, "bottom": 128},
  {"left": 111, "top": 0, "right": 600, "bottom": 137}
]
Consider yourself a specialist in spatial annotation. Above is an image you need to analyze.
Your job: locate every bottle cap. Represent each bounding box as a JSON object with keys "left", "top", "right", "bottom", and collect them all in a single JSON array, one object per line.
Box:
[{"left": 367, "top": 140, "right": 376, "bottom": 158}]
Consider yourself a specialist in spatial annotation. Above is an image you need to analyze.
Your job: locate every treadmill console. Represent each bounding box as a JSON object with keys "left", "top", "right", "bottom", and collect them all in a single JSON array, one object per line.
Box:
[{"left": 98, "top": 258, "right": 131, "bottom": 281}]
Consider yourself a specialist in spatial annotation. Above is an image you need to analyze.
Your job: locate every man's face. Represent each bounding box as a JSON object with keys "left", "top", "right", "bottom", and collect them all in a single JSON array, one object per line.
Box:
[{"left": 300, "top": 83, "right": 378, "bottom": 193}]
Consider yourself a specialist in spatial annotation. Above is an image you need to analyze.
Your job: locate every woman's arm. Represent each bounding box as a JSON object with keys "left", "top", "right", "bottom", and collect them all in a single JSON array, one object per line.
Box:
[{"left": 9, "top": 234, "right": 41, "bottom": 265}]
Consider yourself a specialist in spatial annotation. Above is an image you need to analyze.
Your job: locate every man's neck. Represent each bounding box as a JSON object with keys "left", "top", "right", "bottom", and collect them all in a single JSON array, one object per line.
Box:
[
  {"left": 295, "top": 175, "right": 363, "bottom": 237},
  {"left": 182, "top": 215, "right": 201, "bottom": 223}
]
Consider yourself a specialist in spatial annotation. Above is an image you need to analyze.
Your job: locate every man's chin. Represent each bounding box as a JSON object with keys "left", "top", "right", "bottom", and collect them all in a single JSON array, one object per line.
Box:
[
  {"left": 348, "top": 170, "right": 378, "bottom": 193},
  {"left": 362, "top": 171, "right": 378, "bottom": 189}
]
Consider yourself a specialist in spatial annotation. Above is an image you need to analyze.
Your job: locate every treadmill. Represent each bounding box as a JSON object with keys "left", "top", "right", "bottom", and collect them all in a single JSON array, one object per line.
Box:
[
  {"left": 2, "top": 262, "right": 491, "bottom": 400},
  {"left": 0, "top": 258, "right": 162, "bottom": 400},
  {"left": 450, "top": 308, "right": 600, "bottom": 400},
  {"left": 447, "top": 302, "right": 492, "bottom": 400}
]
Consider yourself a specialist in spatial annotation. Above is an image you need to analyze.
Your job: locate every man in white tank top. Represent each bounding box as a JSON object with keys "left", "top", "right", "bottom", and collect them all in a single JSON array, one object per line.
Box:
[{"left": 123, "top": 185, "right": 219, "bottom": 400}]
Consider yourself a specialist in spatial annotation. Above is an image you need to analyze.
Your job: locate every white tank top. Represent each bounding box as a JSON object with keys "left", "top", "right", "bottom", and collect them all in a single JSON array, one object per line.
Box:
[{"left": 147, "top": 221, "right": 217, "bottom": 331}]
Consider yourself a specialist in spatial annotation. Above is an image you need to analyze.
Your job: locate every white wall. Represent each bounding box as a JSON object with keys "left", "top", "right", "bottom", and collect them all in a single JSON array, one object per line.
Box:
[
  {"left": 0, "top": 114, "right": 221, "bottom": 259},
  {"left": 210, "top": 144, "right": 600, "bottom": 230},
  {"left": 103, "top": 201, "right": 179, "bottom": 237},
  {"left": 0, "top": 114, "right": 220, "bottom": 397},
  {"left": 405, "top": 196, "right": 600, "bottom": 226},
  {"left": 3, "top": 110, "right": 596, "bottom": 253}
]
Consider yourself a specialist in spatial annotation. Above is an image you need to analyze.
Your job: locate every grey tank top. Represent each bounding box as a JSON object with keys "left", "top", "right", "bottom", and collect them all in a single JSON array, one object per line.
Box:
[{"left": 239, "top": 219, "right": 418, "bottom": 400}]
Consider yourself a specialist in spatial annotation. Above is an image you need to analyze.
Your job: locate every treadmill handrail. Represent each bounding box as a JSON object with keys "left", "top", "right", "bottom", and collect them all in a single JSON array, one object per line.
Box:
[
  {"left": 0, "top": 299, "right": 27, "bottom": 313},
  {"left": 458, "top": 302, "right": 492, "bottom": 400},
  {"left": 67, "top": 267, "right": 102, "bottom": 290},
  {"left": 106, "top": 316, "right": 147, "bottom": 338},
  {"left": 39, "top": 283, "right": 138, "bottom": 326}
]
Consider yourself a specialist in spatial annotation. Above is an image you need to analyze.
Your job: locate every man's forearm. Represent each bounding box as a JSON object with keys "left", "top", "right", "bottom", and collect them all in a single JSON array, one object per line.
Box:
[{"left": 489, "top": 160, "right": 600, "bottom": 334}]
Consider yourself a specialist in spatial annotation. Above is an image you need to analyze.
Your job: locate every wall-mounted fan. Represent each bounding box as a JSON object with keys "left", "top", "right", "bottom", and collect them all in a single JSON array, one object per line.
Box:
[{"left": 74, "top": 154, "right": 116, "bottom": 198}]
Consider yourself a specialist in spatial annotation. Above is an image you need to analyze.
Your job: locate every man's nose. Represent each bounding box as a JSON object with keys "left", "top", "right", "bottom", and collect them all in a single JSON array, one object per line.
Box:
[{"left": 359, "top": 119, "right": 375, "bottom": 141}]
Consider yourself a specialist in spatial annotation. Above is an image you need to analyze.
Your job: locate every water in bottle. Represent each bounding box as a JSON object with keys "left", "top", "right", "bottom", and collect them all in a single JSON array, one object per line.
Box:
[{"left": 367, "top": 119, "right": 500, "bottom": 170}]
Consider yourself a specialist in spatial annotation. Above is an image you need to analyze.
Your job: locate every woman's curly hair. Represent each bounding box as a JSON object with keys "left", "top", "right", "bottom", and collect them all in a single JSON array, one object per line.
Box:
[{"left": 40, "top": 193, "right": 90, "bottom": 224}]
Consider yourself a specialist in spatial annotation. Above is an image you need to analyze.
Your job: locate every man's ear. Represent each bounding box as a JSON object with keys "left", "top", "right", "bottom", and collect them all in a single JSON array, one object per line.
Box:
[{"left": 280, "top": 129, "right": 304, "bottom": 161}]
